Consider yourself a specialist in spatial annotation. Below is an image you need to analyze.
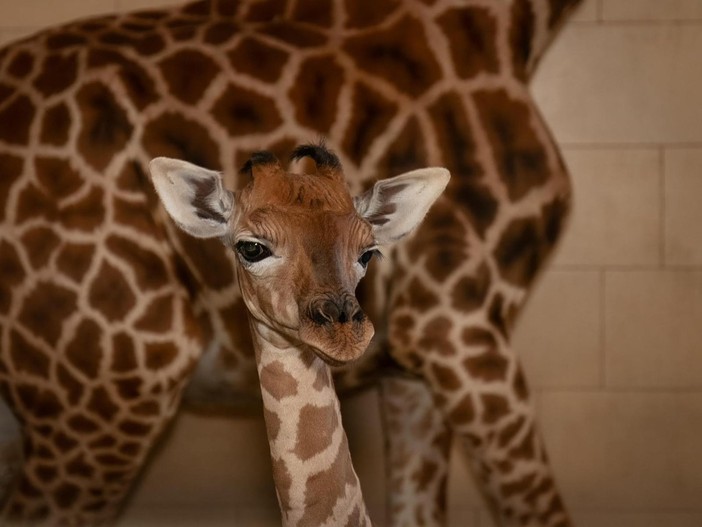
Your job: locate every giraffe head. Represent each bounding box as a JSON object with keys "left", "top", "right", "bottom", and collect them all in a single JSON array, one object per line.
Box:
[{"left": 149, "top": 144, "right": 449, "bottom": 365}]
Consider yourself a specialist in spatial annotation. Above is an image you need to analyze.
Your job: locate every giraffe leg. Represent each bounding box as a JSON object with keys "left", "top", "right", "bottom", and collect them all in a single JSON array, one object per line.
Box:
[
  {"left": 0, "top": 294, "right": 202, "bottom": 525},
  {"left": 378, "top": 376, "right": 452, "bottom": 527},
  {"left": 420, "top": 324, "right": 571, "bottom": 527}
]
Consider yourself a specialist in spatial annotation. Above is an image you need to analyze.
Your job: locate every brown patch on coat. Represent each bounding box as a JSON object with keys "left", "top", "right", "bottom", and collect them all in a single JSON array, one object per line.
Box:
[
  {"left": 106, "top": 235, "right": 168, "bottom": 291},
  {"left": 509, "top": 0, "right": 535, "bottom": 80},
  {"left": 33, "top": 52, "right": 79, "bottom": 97},
  {"left": 292, "top": 0, "right": 333, "bottom": 27},
  {"left": 0, "top": 94, "right": 35, "bottom": 145},
  {"left": 76, "top": 82, "right": 133, "bottom": 172},
  {"left": 67, "top": 415, "right": 100, "bottom": 434},
  {"left": 21, "top": 227, "right": 60, "bottom": 270},
  {"left": 116, "top": 378, "right": 142, "bottom": 400},
  {"left": 34, "top": 464, "right": 57, "bottom": 484},
  {"left": 19, "top": 282, "right": 77, "bottom": 347},
  {"left": 344, "top": 15, "right": 442, "bottom": 97},
  {"left": 474, "top": 89, "right": 548, "bottom": 202},
  {"left": 111, "top": 333, "right": 138, "bottom": 373},
  {"left": 409, "top": 204, "right": 469, "bottom": 282},
  {"left": 89, "top": 261, "right": 136, "bottom": 322},
  {"left": 293, "top": 403, "right": 337, "bottom": 461},
  {"left": 144, "top": 341, "right": 179, "bottom": 370},
  {"left": 87, "top": 387, "right": 119, "bottom": 422},
  {"left": 159, "top": 49, "right": 219, "bottom": 105},
  {"left": 211, "top": 83, "right": 283, "bottom": 137},
  {"left": 15, "top": 384, "right": 63, "bottom": 419},
  {"left": 66, "top": 454, "right": 96, "bottom": 478},
  {"left": 144, "top": 111, "right": 221, "bottom": 172},
  {"left": 204, "top": 22, "right": 238, "bottom": 45},
  {"left": 289, "top": 55, "right": 345, "bottom": 134},
  {"left": 7, "top": 51, "right": 34, "bottom": 79},
  {"left": 406, "top": 277, "right": 439, "bottom": 311},
  {"left": 113, "top": 196, "right": 158, "bottom": 234},
  {"left": 136, "top": 295, "right": 173, "bottom": 333},
  {"left": 35, "top": 156, "right": 82, "bottom": 199},
  {"left": 241, "top": 0, "right": 285, "bottom": 22},
  {"left": 418, "top": 316, "right": 454, "bottom": 358},
  {"left": 481, "top": 393, "right": 510, "bottom": 424},
  {"left": 118, "top": 419, "right": 152, "bottom": 437},
  {"left": 228, "top": 37, "right": 288, "bottom": 83},
  {"left": 437, "top": 7, "right": 500, "bottom": 79},
  {"left": 447, "top": 394, "right": 476, "bottom": 425},
  {"left": 493, "top": 216, "right": 545, "bottom": 288},
  {"left": 174, "top": 234, "right": 235, "bottom": 290},
  {"left": 451, "top": 263, "right": 490, "bottom": 313},
  {"left": 259, "top": 360, "right": 298, "bottom": 401},
  {"left": 263, "top": 407, "right": 281, "bottom": 442},
  {"left": 53, "top": 482, "right": 80, "bottom": 509},
  {"left": 429, "top": 363, "right": 461, "bottom": 391},
  {"left": 40, "top": 103, "right": 72, "bottom": 146},
  {"left": 376, "top": 117, "right": 428, "bottom": 176},
  {"left": 0, "top": 240, "right": 25, "bottom": 314},
  {"left": 343, "top": 82, "right": 397, "bottom": 162},
  {"left": 56, "top": 243, "right": 94, "bottom": 283}
]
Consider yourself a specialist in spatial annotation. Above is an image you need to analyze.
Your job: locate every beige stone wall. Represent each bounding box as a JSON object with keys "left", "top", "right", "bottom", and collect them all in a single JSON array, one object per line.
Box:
[{"left": 1, "top": 1, "right": 702, "bottom": 526}]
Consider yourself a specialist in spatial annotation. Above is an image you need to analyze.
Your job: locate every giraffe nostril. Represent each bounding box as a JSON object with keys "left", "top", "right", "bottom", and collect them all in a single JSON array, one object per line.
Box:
[
  {"left": 310, "top": 299, "right": 339, "bottom": 326},
  {"left": 309, "top": 296, "right": 364, "bottom": 325},
  {"left": 352, "top": 309, "right": 365, "bottom": 323},
  {"left": 342, "top": 297, "right": 364, "bottom": 324}
]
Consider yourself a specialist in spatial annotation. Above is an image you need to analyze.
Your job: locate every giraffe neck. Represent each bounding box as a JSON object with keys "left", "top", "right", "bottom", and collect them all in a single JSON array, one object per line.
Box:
[{"left": 250, "top": 322, "right": 370, "bottom": 527}]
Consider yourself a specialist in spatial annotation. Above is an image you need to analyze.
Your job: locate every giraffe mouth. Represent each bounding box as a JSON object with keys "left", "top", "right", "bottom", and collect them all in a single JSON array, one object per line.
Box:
[{"left": 299, "top": 317, "right": 375, "bottom": 365}]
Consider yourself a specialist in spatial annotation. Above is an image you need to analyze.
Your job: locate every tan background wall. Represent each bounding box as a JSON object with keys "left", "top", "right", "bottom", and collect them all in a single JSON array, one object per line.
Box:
[{"left": 1, "top": 1, "right": 702, "bottom": 526}]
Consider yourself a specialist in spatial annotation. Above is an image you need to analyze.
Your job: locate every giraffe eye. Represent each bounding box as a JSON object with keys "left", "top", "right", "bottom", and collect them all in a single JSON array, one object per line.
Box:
[
  {"left": 236, "top": 241, "right": 272, "bottom": 263},
  {"left": 358, "top": 249, "right": 377, "bottom": 268}
]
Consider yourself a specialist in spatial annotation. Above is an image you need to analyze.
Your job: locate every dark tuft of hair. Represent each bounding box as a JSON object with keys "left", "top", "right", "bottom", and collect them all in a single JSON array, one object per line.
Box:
[
  {"left": 290, "top": 143, "right": 341, "bottom": 171},
  {"left": 240, "top": 150, "right": 279, "bottom": 177}
]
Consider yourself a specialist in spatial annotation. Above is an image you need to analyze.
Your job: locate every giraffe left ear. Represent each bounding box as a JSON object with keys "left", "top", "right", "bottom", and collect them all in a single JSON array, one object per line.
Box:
[
  {"left": 149, "top": 157, "right": 234, "bottom": 238},
  {"left": 354, "top": 167, "right": 450, "bottom": 245}
]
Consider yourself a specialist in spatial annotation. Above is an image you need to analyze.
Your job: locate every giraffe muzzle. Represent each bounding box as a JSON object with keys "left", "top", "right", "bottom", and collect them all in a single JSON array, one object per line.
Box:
[{"left": 300, "top": 294, "right": 374, "bottom": 365}]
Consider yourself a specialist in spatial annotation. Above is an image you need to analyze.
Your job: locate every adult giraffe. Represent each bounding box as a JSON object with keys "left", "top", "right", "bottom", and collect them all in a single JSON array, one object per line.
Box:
[{"left": 0, "top": 0, "right": 581, "bottom": 525}]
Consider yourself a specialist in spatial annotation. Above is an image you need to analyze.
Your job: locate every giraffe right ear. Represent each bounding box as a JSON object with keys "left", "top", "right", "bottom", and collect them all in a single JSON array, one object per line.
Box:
[
  {"left": 149, "top": 157, "right": 234, "bottom": 238},
  {"left": 354, "top": 167, "right": 450, "bottom": 245}
]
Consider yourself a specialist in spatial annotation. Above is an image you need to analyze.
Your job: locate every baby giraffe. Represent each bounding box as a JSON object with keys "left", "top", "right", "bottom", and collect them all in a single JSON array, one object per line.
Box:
[{"left": 149, "top": 144, "right": 449, "bottom": 526}]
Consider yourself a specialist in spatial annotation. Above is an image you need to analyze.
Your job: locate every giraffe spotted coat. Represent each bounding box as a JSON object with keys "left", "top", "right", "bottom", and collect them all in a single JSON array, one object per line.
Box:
[{"left": 0, "top": 0, "right": 580, "bottom": 525}]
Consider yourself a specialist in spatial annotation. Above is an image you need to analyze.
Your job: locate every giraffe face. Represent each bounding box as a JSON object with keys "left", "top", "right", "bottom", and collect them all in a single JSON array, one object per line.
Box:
[
  {"left": 150, "top": 145, "right": 449, "bottom": 364},
  {"left": 231, "top": 154, "right": 377, "bottom": 364}
]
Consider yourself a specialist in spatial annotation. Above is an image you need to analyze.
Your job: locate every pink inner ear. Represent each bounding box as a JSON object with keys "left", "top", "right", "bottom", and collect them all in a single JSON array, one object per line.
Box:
[
  {"left": 361, "top": 181, "right": 409, "bottom": 226},
  {"left": 188, "top": 175, "right": 228, "bottom": 223},
  {"left": 366, "top": 202, "right": 397, "bottom": 226}
]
